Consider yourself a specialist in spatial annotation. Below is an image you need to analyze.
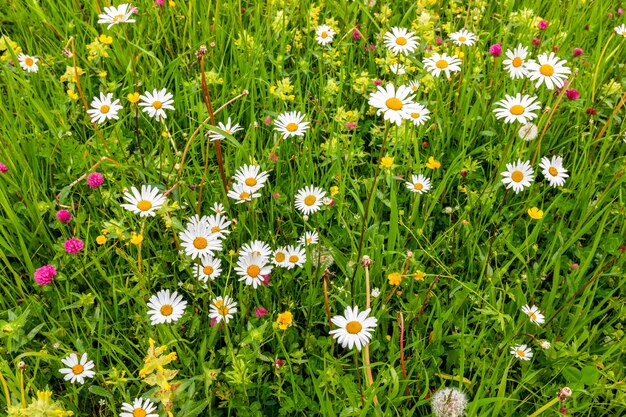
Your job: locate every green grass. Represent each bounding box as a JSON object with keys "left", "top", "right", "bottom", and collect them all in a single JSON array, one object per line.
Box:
[{"left": 0, "top": 0, "right": 625, "bottom": 415}]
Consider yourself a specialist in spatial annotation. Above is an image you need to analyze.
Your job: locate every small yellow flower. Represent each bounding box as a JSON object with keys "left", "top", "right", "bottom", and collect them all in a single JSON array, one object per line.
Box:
[
  {"left": 130, "top": 233, "right": 143, "bottom": 245},
  {"left": 527, "top": 207, "right": 544, "bottom": 220},
  {"left": 330, "top": 186, "right": 339, "bottom": 196},
  {"left": 127, "top": 92, "right": 140, "bottom": 103},
  {"left": 168, "top": 0, "right": 176, "bottom": 5},
  {"left": 67, "top": 89, "right": 79, "bottom": 101},
  {"left": 161, "top": 131, "right": 170, "bottom": 138},
  {"left": 276, "top": 311, "right": 293, "bottom": 330},
  {"left": 426, "top": 156, "right": 441, "bottom": 169},
  {"left": 414, "top": 270, "right": 426, "bottom": 281},
  {"left": 98, "top": 70, "right": 107, "bottom": 78},
  {"left": 98, "top": 34, "right": 113, "bottom": 45},
  {"left": 381, "top": 156, "right": 394, "bottom": 169},
  {"left": 96, "top": 235, "right": 107, "bottom": 245},
  {"left": 388, "top": 272, "right": 402, "bottom": 286},
  {"left": 385, "top": 335, "right": 392, "bottom": 341}
]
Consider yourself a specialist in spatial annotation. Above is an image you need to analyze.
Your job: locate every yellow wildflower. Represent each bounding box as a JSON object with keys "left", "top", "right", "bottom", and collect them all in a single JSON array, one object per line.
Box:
[
  {"left": 276, "top": 311, "right": 293, "bottom": 330},
  {"left": 96, "top": 235, "right": 107, "bottom": 245},
  {"left": 130, "top": 233, "right": 143, "bottom": 245},
  {"left": 330, "top": 186, "right": 339, "bottom": 196},
  {"left": 127, "top": 92, "right": 140, "bottom": 103},
  {"left": 527, "top": 207, "right": 544, "bottom": 220},
  {"left": 414, "top": 270, "right": 426, "bottom": 281},
  {"left": 98, "top": 34, "right": 113, "bottom": 45},
  {"left": 426, "top": 156, "right": 441, "bottom": 169},
  {"left": 60, "top": 66, "right": 85, "bottom": 83},
  {"left": 67, "top": 90, "right": 79, "bottom": 101},
  {"left": 98, "top": 70, "right": 107, "bottom": 78},
  {"left": 381, "top": 156, "right": 394, "bottom": 169},
  {"left": 388, "top": 272, "right": 402, "bottom": 286}
]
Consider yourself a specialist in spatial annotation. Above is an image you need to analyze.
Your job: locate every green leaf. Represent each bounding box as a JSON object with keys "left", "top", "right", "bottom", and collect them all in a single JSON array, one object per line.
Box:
[
  {"left": 580, "top": 365, "right": 599, "bottom": 385},
  {"left": 88, "top": 385, "right": 112, "bottom": 399}
]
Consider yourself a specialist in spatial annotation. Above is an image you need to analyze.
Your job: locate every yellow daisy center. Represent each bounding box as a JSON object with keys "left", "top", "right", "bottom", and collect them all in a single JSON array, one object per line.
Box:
[
  {"left": 152, "top": 100, "right": 163, "bottom": 109},
  {"left": 306, "top": 238, "right": 313, "bottom": 243},
  {"left": 113, "top": 14, "right": 124, "bottom": 22},
  {"left": 193, "top": 237, "right": 208, "bottom": 249},
  {"left": 286, "top": 122, "right": 298, "bottom": 132},
  {"left": 240, "top": 191, "right": 250, "bottom": 200},
  {"left": 458, "top": 36, "right": 467, "bottom": 42},
  {"left": 203, "top": 265, "right": 214, "bottom": 275},
  {"left": 247, "top": 265, "right": 261, "bottom": 277},
  {"left": 245, "top": 177, "right": 257, "bottom": 187},
  {"left": 623, "top": 31, "right": 626, "bottom": 36},
  {"left": 510, "top": 105, "right": 525, "bottom": 115},
  {"left": 275, "top": 252, "right": 285, "bottom": 262},
  {"left": 100, "top": 104, "right": 110, "bottom": 114},
  {"left": 137, "top": 200, "right": 152, "bottom": 211},
  {"left": 548, "top": 167, "right": 558, "bottom": 176},
  {"left": 218, "top": 305, "right": 229, "bottom": 316},
  {"left": 132, "top": 409, "right": 147, "bottom": 417},
  {"left": 385, "top": 98, "right": 403, "bottom": 111},
  {"left": 529, "top": 312, "right": 537, "bottom": 321},
  {"left": 516, "top": 349, "right": 526, "bottom": 357},
  {"left": 396, "top": 36, "right": 407, "bottom": 46},
  {"left": 211, "top": 226, "right": 221, "bottom": 233},
  {"left": 539, "top": 63, "right": 554, "bottom": 76},
  {"left": 414, "top": 182, "right": 423, "bottom": 190},
  {"left": 304, "top": 195, "right": 317, "bottom": 206},
  {"left": 71, "top": 364, "right": 84, "bottom": 375},
  {"left": 346, "top": 321, "right": 362, "bottom": 334},
  {"left": 511, "top": 170, "right": 524, "bottom": 183},
  {"left": 289, "top": 255, "right": 299, "bottom": 263},
  {"left": 25, "top": 57, "right": 34, "bottom": 66},
  {"left": 321, "top": 31, "right": 328, "bottom": 39},
  {"left": 435, "top": 59, "right": 449, "bottom": 69},
  {"left": 512, "top": 57, "right": 523, "bottom": 67},
  {"left": 410, "top": 112, "right": 420, "bottom": 119},
  {"left": 160, "top": 304, "right": 173, "bottom": 316}
]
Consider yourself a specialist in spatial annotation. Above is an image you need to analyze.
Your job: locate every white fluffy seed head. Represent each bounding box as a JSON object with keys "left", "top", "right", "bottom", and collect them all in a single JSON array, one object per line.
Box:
[{"left": 431, "top": 387, "right": 468, "bottom": 417}]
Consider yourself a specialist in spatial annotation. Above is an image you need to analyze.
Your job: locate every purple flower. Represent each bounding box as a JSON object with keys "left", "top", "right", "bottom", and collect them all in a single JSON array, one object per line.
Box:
[
  {"left": 436, "top": 36, "right": 442, "bottom": 45},
  {"left": 0, "top": 162, "right": 7, "bottom": 173},
  {"left": 86, "top": 172, "right": 104, "bottom": 188},
  {"left": 254, "top": 307, "right": 269, "bottom": 318},
  {"left": 261, "top": 274, "right": 270, "bottom": 286},
  {"left": 56, "top": 210, "right": 72, "bottom": 223},
  {"left": 352, "top": 29, "right": 361, "bottom": 40},
  {"left": 572, "top": 47, "right": 583, "bottom": 57},
  {"left": 538, "top": 20, "right": 549, "bottom": 30},
  {"left": 566, "top": 89, "right": 580, "bottom": 100},
  {"left": 532, "top": 37, "right": 541, "bottom": 46},
  {"left": 489, "top": 43, "right": 502, "bottom": 57},
  {"left": 64, "top": 238, "right": 84, "bottom": 254},
  {"left": 33, "top": 265, "right": 57, "bottom": 285}
]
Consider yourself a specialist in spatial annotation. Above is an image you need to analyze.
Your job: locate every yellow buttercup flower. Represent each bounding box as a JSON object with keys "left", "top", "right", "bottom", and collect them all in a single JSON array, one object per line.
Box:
[
  {"left": 130, "top": 233, "right": 143, "bottom": 245},
  {"left": 67, "top": 89, "right": 79, "bottom": 101},
  {"left": 98, "top": 70, "right": 107, "bottom": 78},
  {"left": 276, "top": 311, "right": 293, "bottom": 330},
  {"left": 414, "top": 270, "right": 426, "bottom": 281},
  {"left": 330, "top": 186, "right": 339, "bottom": 196},
  {"left": 381, "top": 156, "right": 394, "bottom": 169},
  {"left": 527, "top": 207, "right": 544, "bottom": 219},
  {"left": 127, "top": 92, "right": 140, "bottom": 103},
  {"left": 426, "top": 156, "right": 441, "bottom": 169},
  {"left": 96, "top": 235, "right": 107, "bottom": 245},
  {"left": 388, "top": 272, "right": 402, "bottom": 286},
  {"left": 98, "top": 34, "right": 113, "bottom": 45}
]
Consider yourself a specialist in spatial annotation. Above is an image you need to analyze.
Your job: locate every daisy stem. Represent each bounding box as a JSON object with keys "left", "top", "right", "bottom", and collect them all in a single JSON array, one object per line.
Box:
[
  {"left": 362, "top": 263, "right": 377, "bottom": 404},
  {"left": 397, "top": 311, "right": 409, "bottom": 397},
  {"left": 591, "top": 33, "right": 615, "bottom": 103},
  {"left": 349, "top": 123, "right": 390, "bottom": 305},
  {"left": 531, "top": 69, "right": 578, "bottom": 166},
  {"left": 527, "top": 397, "right": 560, "bottom": 417}
]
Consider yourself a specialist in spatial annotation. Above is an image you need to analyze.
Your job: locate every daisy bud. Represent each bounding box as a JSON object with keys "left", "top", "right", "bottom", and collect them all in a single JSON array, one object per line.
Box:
[
  {"left": 532, "top": 37, "right": 541, "bottom": 46},
  {"left": 489, "top": 43, "right": 502, "bottom": 57},
  {"left": 56, "top": 209, "right": 72, "bottom": 223},
  {"left": 210, "top": 41, "right": 216, "bottom": 48},
  {"left": 253, "top": 121, "right": 259, "bottom": 128},
  {"left": 572, "top": 47, "right": 583, "bottom": 56},
  {"left": 360, "top": 255, "right": 372, "bottom": 267},
  {"left": 303, "top": 215, "right": 309, "bottom": 222},
  {"left": 538, "top": 340, "right": 551, "bottom": 349},
  {"left": 566, "top": 89, "right": 579, "bottom": 100},
  {"left": 431, "top": 387, "right": 468, "bottom": 417},
  {"left": 0, "top": 162, "right": 7, "bottom": 173},
  {"left": 538, "top": 20, "right": 549, "bottom": 30},
  {"left": 53, "top": 342, "right": 60, "bottom": 349}
]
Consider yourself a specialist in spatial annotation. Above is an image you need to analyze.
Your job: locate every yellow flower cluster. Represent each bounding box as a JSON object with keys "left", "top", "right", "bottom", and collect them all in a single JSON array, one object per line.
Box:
[
  {"left": 275, "top": 311, "right": 293, "bottom": 330},
  {"left": 140, "top": 339, "right": 180, "bottom": 414},
  {"left": 270, "top": 77, "right": 296, "bottom": 101},
  {"left": 0, "top": 35, "right": 22, "bottom": 62},
  {"left": 86, "top": 34, "right": 112, "bottom": 61}
]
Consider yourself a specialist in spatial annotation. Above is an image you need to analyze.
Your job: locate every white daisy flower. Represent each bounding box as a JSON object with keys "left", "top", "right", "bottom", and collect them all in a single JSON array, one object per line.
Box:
[
  {"left": 179, "top": 218, "right": 222, "bottom": 259},
  {"left": 389, "top": 63, "right": 406, "bottom": 75},
  {"left": 518, "top": 123, "right": 538, "bottom": 141},
  {"left": 211, "top": 202, "right": 226, "bottom": 214},
  {"left": 525, "top": 52, "right": 571, "bottom": 90},
  {"left": 315, "top": 25, "right": 336, "bottom": 45},
  {"left": 233, "top": 164, "right": 270, "bottom": 192},
  {"left": 383, "top": 27, "right": 419, "bottom": 55},
  {"left": 146, "top": 289, "right": 187, "bottom": 325},
  {"left": 235, "top": 253, "right": 273, "bottom": 289},
  {"left": 503, "top": 44, "right": 529, "bottom": 79},
  {"left": 521, "top": 304, "right": 545, "bottom": 325},
  {"left": 209, "top": 295, "right": 238, "bottom": 324},
  {"left": 408, "top": 103, "right": 431, "bottom": 126},
  {"left": 240, "top": 240, "right": 272, "bottom": 259},
  {"left": 97, "top": 3, "right": 136, "bottom": 29},
  {"left": 294, "top": 185, "right": 326, "bottom": 215},
  {"left": 87, "top": 92, "right": 123, "bottom": 124},
  {"left": 449, "top": 29, "right": 478, "bottom": 46},
  {"left": 539, "top": 155, "right": 568, "bottom": 187},
  {"left": 227, "top": 182, "right": 261, "bottom": 204},
  {"left": 208, "top": 117, "right": 243, "bottom": 141},
  {"left": 405, "top": 174, "right": 431, "bottom": 194},
  {"left": 423, "top": 53, "right": 462, "bottom": 78},
  {"left": 205, "top": 213, "right": 231, "bottom": 238},
  {"left": 298, "top": 231, "right": 319, "bottom": 246},
  {"left": 120, "top": 185, "right": 166, "bottom": 217},
  {"left": 274, "top": 111, "right": 310, "bottom": 138},
  {"left": 368, "top": 84, "right": 420, "bottom": 126},
  {"left": 195, "top": 254, "right": 221, "bottom": 282},
  {"left": 138, "top": 88, "right": 175, "bottom": 121},
  {"left": 493, "top": 93, "right": 541, "bottom": 124},
  {"left": 272, "top": 246, "right": 290, "bottom": 267},
  {"left": 329, "top": 306, "right": 378, "bottom": 351},
  {"left": 614, "top": 24, "right": 626, "bottom": 37},
  {"left": 285, "top": 245, "right": 306, "bottom": 269},
  {"left": 59, "top": 352, "right": 95, "bottom": 384},
  {"left": 17, "top": 53, "right": 38, "bottom": 73},
  {"left": 501, "top": 159, "right": 534, "bottom": 193},
  {"left": 510, "top": 344, "right": 533, "bottom": 361},
  {"left": 120, "top": 398, "right": 159, "bottom": 417},
  {"left": 407, "top": 80, "right": 420, "bottom": 93}
]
